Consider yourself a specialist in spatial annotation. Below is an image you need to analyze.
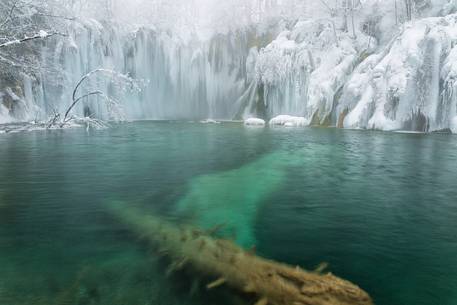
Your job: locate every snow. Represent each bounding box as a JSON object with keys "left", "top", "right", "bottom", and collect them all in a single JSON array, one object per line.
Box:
[
  {"left": 393, "top": 130, "right": 427, "bottom": 134},
  {"left": 269, "top": 115, "right": 308, "bottom": 127},
  {"left": 38, "top": 30, "right": 48, "bottom": 38},
  {"left": 0, "top": 31, "right": 53, "bottom": 48},
  {"left": 200, "top": 119, "right": 220, "bottom": 124},
  {"left": 244, "top": 118, "right": 265, "bottom": 126},
  {"left": 0, "top": 116, "right": 111, "bottom": 134},
  {"left": 0, "top": 40, "right": 20, "bottom": 47}
]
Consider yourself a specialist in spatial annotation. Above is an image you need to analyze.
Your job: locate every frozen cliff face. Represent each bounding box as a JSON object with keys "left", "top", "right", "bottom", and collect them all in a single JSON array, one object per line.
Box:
[
  {"left": 250, "top": 9, "right": 457, "bottom": 132},
  {"left": 339, "top": 14, "right": 457, "bottom": 132},
  {"left": 253, "top": 19, "right": 373, "bottom": 123}
]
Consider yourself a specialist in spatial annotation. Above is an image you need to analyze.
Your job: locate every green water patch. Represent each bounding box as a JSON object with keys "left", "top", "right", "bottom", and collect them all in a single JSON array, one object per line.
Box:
[{"left": 175, "top": 151, "right": 304, "bottom": 247}]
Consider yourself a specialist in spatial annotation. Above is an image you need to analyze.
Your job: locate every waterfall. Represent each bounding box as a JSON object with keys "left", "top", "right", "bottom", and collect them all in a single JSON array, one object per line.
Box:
[
  {"left": 30, "top": 21, "right": 273, "bottom": 122},
  {"left": 2, "top": 9, "right": 457, "bottom": 133}
]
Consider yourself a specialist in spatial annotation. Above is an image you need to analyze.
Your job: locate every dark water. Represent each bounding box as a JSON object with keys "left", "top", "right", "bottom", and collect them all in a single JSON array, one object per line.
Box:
[{"left": 0, "top": 122, "right": 456, "bottom": 305}]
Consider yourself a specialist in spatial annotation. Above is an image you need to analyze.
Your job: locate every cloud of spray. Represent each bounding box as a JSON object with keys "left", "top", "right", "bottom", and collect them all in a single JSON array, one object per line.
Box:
[{"left": 67, "top": 0, "right": 327, "bottom": 40}]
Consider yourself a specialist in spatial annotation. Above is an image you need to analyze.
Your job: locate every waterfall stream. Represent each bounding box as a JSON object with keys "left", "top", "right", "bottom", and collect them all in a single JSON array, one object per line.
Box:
[{"left": 34, "top": 23, "right": 265, "bottom": 121}]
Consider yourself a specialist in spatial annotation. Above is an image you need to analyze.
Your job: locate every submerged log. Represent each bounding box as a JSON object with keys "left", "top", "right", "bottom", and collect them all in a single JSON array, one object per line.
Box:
[{"left": 107, "top": 202, "right": 373, "bottom": 305}]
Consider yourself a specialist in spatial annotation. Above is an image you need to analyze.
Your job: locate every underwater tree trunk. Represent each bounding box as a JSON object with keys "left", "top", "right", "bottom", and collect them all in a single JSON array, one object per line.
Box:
[{"left": 107, "top": 202, "right": 373, "bottom": 305}]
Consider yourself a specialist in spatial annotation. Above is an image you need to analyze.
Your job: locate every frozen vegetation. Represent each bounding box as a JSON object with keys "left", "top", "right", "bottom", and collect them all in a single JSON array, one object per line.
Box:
[{"left": 1, "top": 0, "right": 457, "bottom": 132}]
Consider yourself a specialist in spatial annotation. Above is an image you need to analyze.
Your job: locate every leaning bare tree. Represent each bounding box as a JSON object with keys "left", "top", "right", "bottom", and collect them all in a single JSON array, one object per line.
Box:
[{"left": 46, "top": 69, "right": 142, "bottom": 130}]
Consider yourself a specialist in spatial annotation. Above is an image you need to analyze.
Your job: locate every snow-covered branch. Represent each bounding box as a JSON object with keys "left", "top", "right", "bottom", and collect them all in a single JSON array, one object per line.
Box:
[
  {"left": 0, "top": 30, "right": 65, "bottom": 48},
  {"left": 64, "top": 90, "right": 120, "bottom": 124}
]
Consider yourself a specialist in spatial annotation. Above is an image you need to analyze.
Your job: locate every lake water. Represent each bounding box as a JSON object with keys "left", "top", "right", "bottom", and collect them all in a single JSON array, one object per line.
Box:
[{"left": 1, "top": 121, "right": 456, "bottom": 305}]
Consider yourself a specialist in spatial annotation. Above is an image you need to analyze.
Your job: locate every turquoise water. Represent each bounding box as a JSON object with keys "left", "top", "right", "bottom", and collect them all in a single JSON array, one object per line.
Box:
[{"left": 1, "top": 121, "right": 457, "bottom": 305}]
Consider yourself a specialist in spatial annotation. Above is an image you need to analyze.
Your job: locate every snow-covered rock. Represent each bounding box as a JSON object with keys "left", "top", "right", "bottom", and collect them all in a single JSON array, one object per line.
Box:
[
  {"left": 38, "top": 30, "right": 49, "bottom": 38},
  {"left": 200, "top": 119, "right": 221, "bottom": 124},
  {"left": 244, "top": 118, "right": 265, "bottom": 126},
  {"left": 269, "top": 115, "right": 308, "bottom": 127}
]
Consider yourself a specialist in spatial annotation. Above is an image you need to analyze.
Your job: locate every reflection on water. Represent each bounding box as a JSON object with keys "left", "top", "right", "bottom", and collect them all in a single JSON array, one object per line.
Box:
[{"left": 0, "top": 122, "right": 457, "bottom": 305}]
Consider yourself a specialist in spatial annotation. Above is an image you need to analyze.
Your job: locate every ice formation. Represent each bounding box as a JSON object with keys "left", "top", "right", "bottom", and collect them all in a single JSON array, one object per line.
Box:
[
  {"left": 254, "top": 20, "right": 372, "bottom": 124},
  {"left": 2, "top": 0, "right": 457, "bottom": 133},
  {"left": 249, "top": 10, "right": 457, "bottom": 132}
]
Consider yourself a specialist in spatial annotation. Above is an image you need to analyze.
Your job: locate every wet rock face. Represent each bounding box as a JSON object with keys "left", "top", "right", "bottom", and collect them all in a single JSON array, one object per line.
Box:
[{"left": 403, "top": 110, "right": 430, "bottom": 132}]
